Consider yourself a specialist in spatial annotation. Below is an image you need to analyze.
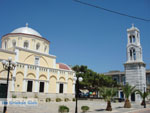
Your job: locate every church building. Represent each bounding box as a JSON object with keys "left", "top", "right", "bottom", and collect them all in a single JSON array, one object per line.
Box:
[{"left": 0, "top": 24, "right": 75, "bottom": 100}]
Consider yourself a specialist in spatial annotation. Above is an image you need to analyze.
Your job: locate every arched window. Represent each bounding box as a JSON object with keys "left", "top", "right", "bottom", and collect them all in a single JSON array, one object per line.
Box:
[
  {"left": 133, "top": 49, "right": 136, "bottom": 60},
  {"left": 36, "top": 43, "right": 40, "bottom": 50},
  {"left": 44, "top": 46, "right": 47, "bottom": 52},
  {"left": 133, "top": 36, "right": 135, "bottom": 43},
  {"left": 4, "top": 41, "right": 7, "bottom": 49},
  {"left": 130, "top": 48, "right": 136, "bottom": 60},
  {"left": 129, "top": 35, "right": 136, "bottom": 43},
  {"left": 129, "top": 36, "right": 132, "bottom": 43},
  {"left": 24, "top": 41, "right": 29, "bottom": 49},
  {"left": 12, "top": 40, "right": 16, "bottom": 47},
  {"left": 130, "top": 49, "right": 132, "bottom": 60}
]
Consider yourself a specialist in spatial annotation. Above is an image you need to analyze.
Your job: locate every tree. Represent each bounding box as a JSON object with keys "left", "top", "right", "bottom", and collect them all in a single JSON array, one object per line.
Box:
[
  {"left": 99, "top": 87, "right": 117, "bottom": 111},
  {"left": 72, "top": 65, "right": 118, "bottom": 89},
  {"left": 136, "top": 90, "right": 149, "bottom": 106},
  {"left": 122, "top": 83, "right": 136, "bottom": 108}
]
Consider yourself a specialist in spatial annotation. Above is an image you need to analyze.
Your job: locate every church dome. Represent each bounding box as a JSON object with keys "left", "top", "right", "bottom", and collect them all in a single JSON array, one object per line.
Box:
[{"left": 11, "top": 23, "right": 42, "bottom": 37}]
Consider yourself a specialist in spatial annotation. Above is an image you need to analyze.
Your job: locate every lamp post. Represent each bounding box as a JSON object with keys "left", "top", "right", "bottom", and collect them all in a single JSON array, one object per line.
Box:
[
  {"left": 2, "top": 57, "right": 17, "bottom": 113},
  {"left": 144, "top": 87, "right": 146, "bottom": 108},
  {"left": 74, "top": 73, "right": 83, "bottom": 113}
]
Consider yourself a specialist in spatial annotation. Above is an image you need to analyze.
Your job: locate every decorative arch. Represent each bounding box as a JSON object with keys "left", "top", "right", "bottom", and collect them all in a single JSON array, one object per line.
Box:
[
  {"left": 36, "top": 43, "right": 40, "bottom": 50},
  {"left": 23, "top": 40, "right": 29, "bottom": 49},
  {"left": 40, "top": 56, "right": 49, "bottom": 67},
  {"left": 16, "top": 71, "right": 24, "bottom": 76},
  {"left": 15, "top": 72, "right": 24, "bottom": 92},
  {"left": 0, "top": 70, "right": 12, "bottom": 79},
  {"left": 129, "top": 35, "right": 136, "bottom": 43},
  {"left": 39, "top": 74, "right": 47, "bottom": 80},
  {"left": 68, "top": 78, "right": 73, "bottom": 82},
  {"left": 59, "top": 77, "right": 65, "bottom": 82},
  {"left": 23, "top": 54, "right": 49, "bottom": 67},
  {"left": 23, "top": 54, "right": 34, "bottom": 62},
  {"left": 12, "top": 39, "right": 16, "bottom": 47},
  {"left": 129, "top": 47, "right": 136, "bottom": 60},
  {"left": 27, "top": 73, "right": 36, "bottom": 79},
  {"left": 50, "top": 75, "right": 57, "bottom": 80}
]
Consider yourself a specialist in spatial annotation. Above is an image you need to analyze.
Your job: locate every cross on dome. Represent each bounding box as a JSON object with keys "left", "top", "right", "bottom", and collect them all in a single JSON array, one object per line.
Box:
[
  {"left": 26, "top": 22, "right": 28, "bottom": 27},
  {"left": 132, "top": 23, "right": 134, "bottom": 28}
]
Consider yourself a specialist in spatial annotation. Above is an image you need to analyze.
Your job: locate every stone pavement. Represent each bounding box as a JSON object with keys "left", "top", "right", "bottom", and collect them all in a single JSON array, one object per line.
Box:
[{"left": 0, "top": 100, "right": 149, "bottom": 113}]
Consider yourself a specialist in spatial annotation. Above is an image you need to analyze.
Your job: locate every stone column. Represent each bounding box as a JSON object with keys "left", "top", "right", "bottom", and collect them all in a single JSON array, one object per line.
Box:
[
  {"left": 56, "top": 71, "right": 60, "bottom": 93},
  {"left": 45, "top": 81, "right": 49, "bottom": 93},
  {"left": 64, "top": 83, "right": 67, "bottom": 94},
  {"left": 57, "top": 70, "right": 60, "bottom": 80},
  {"left": 32, "top": 39, "right": 36, "bottom": 50},
  {"left": 72, "top": 83, "right": 76, "bottom": 94},
  {"left": 56, "top": 83, "right": 59, "bottom": 94},
  {"left": 34, "top": 67, "right": 39, "bottom": 92},
  {"left": 45, "top": 69, "right": 50, "bottom": 93},
  {"left": 22, "top": 65, "right": 28, "bottom": 92},
  {"left": 64, "top": 72, "right": 68, "bottom": 93},
  {"left": 73, "top": 73, "right": 76, "bottom": 94},
  {"left": 18, "top": 37, "right": 22, "bottom": 48}
]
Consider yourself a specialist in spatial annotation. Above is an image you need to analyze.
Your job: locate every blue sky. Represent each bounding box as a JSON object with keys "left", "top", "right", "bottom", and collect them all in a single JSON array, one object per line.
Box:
[{"left": 0, "top": 0, "right": 150, "bottom": 73}]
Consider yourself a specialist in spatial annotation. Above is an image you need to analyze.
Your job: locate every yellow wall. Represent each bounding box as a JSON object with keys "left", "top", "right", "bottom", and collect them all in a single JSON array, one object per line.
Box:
[
  {"left": 18, "top": 50, "right": 55, "bottom": 68},
  {"left": 0, "top": 51, "right": 15, "bottom": 61},
  {"left": 15, "top": 72, "right": 24, "bottom": 92},
  {"left": 2, "top": 35, "right": 49, "bottom": 54},
  {"left": 67, "top": 78, "right": 73, "bottom": 93},
  {"left": 49, "top": 76, "right": 57, "bottom": 93}
]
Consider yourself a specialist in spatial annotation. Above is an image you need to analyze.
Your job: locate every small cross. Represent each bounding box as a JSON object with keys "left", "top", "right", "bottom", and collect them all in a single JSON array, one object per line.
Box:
[
  {"left": 132, "top": 23, "right": 134, "bottom": 27},
  {"left": 26, "top": 22, "right": 28, "bottom": 27}
]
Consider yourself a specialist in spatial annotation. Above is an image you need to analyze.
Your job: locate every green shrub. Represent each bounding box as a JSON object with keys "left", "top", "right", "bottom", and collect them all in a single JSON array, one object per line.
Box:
[
  {"left": 34, "top": 94, "right": 38, "bottom": 98},
  {"left": 46, "top": 98, "right": 51, "bottom": 102},
  {"left": 23, "top": 96, "right": 27, "bottom": 99},
  {"left": 72, "top": 98, "right": 76, "bottom": 101},
  {"left": 56, "top": 98, "right": 62, "bottom": 102},
  {"left": 12, "top": 94, "right": 17, "bottom": 98},
  {"left": 64, "top": 98, "right": 70, "bottom": 102},
  {"left": 59, "top": 105, "right": 69, "bottom": 113},
  {"left": 81, "top": 106, "right": 89, "bottom": 113}
]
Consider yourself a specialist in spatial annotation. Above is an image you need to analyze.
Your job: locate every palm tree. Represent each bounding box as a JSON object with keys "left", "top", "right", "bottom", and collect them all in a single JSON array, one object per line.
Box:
[
  {"left": 136, "top": 90, "right": 149, "bottom": 106},
  {"left": 122, "top": 83, "right": 136, "bottom": 108},
  {"left": 99, "top": 87, "right": 117, "bottom": 111}
]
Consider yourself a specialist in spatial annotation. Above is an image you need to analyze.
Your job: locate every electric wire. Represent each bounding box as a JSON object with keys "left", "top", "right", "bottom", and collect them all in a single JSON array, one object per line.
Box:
[{"left": 73, "top": 0, "right": 150, "bottom": 22}]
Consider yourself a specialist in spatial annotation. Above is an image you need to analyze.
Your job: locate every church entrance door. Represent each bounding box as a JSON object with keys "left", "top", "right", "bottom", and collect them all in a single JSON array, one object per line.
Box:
[
  {"left": 0, "top": 83, "right": 7, "bottom": 98},
  {"left": 131, "top": 93, "right": 135, "bottom": 101}
]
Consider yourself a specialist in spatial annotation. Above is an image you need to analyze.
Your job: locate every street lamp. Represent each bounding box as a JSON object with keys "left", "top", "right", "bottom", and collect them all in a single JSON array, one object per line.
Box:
[
  {"left": 143, "top": 87, "right": 146, "bottom": 108},
  {"left": 2, "top": 57, "right": 17, "bottom": 113},
  {"left": 74, "top": 73, "right": 83, "bottom": 113}
]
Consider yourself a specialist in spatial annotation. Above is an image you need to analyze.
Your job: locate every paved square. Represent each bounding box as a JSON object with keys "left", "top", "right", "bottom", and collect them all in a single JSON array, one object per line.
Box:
[{"left": 0, "top": 100, "right": 149, "bottom": 113}]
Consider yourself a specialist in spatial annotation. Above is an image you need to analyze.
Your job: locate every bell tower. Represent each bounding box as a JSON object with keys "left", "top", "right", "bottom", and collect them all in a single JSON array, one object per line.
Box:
[{"left": 124, "top": 24, "right": 146, "bottom": 101}]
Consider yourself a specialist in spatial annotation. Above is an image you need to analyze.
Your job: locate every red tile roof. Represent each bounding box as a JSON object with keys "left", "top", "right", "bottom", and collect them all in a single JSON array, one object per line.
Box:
[{"left": 57, "top": 63, "right": 72, "bottom": 70}]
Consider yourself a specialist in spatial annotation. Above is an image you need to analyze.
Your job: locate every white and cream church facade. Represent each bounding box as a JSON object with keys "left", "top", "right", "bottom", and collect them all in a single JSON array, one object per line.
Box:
[{"left": 0, "top": 24, "right": 75, "bottom": 99}]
